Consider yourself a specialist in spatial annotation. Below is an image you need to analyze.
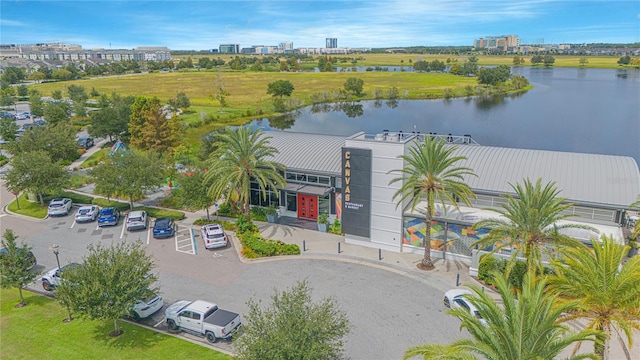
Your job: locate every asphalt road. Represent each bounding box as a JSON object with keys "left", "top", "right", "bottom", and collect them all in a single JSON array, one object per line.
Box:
[{"left": 1, "top": 190, "right": 465, "bottom": 359}]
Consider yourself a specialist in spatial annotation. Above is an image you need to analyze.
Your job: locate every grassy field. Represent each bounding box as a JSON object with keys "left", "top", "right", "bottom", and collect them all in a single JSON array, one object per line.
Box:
[
  {"left": 0, "top": 288, "right": 234, "bottom": 359},
  {"left": 172, "top": 53, "right": 626, "bottom": 69}
]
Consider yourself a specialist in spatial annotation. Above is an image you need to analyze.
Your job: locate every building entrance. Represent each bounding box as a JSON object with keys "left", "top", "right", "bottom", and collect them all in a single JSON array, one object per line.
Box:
[{"left": 297, "top": 194, "right": 318, "bottom": 220}]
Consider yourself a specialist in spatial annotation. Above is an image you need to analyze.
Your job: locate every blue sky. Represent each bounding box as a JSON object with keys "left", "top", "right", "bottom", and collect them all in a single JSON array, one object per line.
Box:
[{"left": 1, "top": 1, "right": 639, "bottom": 50}]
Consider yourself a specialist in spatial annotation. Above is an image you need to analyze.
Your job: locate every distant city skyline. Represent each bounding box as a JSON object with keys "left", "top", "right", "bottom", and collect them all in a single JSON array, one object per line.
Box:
[{"left": 1, "top": 1, "right": 638, "bottom": 50}]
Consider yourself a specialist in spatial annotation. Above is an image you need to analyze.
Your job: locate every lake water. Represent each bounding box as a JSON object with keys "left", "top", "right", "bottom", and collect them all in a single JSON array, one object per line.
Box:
[{"left": 252, "top": 67, "right": 640, "bottom": 165}]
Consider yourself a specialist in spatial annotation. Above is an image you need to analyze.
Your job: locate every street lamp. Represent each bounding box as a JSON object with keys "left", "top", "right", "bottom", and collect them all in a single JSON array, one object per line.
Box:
[{"left": 50, "top": 244, "right": 61, "bottom": 269}]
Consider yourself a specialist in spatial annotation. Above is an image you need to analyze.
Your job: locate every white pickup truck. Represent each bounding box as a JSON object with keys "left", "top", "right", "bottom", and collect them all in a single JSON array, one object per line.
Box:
[{"left": 165, "top": 299, "right": 242, "bottom": 343}]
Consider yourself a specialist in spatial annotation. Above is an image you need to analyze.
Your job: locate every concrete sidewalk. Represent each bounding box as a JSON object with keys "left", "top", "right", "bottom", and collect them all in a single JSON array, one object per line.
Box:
[{"left": 179, "top": 208, "right": 473, "bottom": 292}]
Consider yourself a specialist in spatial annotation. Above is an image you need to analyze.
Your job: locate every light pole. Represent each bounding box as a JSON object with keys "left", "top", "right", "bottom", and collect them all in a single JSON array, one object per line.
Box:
[
  {"left": 50, "top": 244, "right": 61, "bottom": 269},
  {"left": 49, "top": 244, "right": 72, "bottom": 322}
]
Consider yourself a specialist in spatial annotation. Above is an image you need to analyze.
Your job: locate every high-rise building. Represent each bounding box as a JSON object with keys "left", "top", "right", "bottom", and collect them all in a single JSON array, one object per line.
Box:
[
  {"left": 326, "top": 38, "right": 337, "bottom": 48},
  {"left": 219, "top": 44, "right": 240, "bottom": 54},
  {"left": 473, "top": 35, "right": 519, "bottom": 50}
]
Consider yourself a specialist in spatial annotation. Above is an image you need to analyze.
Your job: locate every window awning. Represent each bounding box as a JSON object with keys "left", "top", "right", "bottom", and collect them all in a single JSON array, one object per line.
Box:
[{"left": 280, "top": 183, "right": 331, "bottom": 196}]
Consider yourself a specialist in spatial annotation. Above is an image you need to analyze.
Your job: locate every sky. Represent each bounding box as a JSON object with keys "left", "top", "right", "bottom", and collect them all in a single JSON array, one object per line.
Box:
[{"left": 1, "top": 1, "right": 639, "bottom": 50}]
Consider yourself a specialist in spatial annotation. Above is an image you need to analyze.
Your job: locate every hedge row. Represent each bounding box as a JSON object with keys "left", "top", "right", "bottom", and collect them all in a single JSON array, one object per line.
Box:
[
  {"left": 478, "top": 254, "right": 553, "bottom": 290},
  {"left": 235, "top": 215, "right": 300, "bottom": 258}
]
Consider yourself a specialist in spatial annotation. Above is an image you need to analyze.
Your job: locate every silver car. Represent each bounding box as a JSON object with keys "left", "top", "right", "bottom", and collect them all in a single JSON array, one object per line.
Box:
[
  {"left": 126, "top": 210, "right": 148, "bottom": 231},
  {"left": 47, "top": 198, "right": 73, "bottom": 217},
  {"left": 75, "top": 205, "right": 99, "bottom": 222}
]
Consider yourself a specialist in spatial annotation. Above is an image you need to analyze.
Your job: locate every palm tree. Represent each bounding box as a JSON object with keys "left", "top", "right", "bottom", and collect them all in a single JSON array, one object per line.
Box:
[
  {"left": 547, "top": 236, "right": 640, "bottom": 360},
  {"left": 404, "top": 271, "right": 600, "bottom": 360},
  {"left": 204, "top": 126, "right": 286, "bottom": 220},
  {"left": 389, "top": 137, "right": 476, "bottom": 270},
  {"left": 471, "top": 178, "right": 597, "bottom": 272}
]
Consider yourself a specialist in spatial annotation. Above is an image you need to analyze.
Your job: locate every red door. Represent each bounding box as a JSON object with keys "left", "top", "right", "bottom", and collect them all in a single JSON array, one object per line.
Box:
[{"left": 297, "top": 194, "right": 318, "bottom": 220}]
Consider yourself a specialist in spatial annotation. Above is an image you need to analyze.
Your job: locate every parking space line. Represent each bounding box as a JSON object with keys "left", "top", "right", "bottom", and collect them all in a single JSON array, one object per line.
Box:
[
  {"left": 70, "top": 220, "right": 76, "bottom": 229},
  {"left": 175, "top": 227, "right": 196, "bottom": 255},
  {"left": 120, "top": 223, "right": 126, "bottom": 239},
  {"left": 153, "top": 318, "right": 165, "bottom": 328},
  {"left": 191, "top": 228, "right": 197, "bottom": 256},
  {"left": 147, "top": 227, "right": 151, "bottom": 245}
]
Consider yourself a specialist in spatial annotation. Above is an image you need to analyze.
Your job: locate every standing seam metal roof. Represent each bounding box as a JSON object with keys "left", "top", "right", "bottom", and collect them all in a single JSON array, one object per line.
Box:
[
  {"left": 450, "top": 145, "right": 640, "bottom": 208},
  {"left": 263, "top": 131, "right": 640, "bottom": 208},
  {"left": 264, "top": 131, "right": 345, "bottom": 175}
]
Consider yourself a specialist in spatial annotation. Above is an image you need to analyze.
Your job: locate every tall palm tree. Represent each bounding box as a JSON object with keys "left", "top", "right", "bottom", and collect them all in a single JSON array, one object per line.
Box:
[
  {"left": 471, "top": 178, "right": 597, "bottom": 272},
  {"left": 547, "top": 236, "right": 640, "bottom": 360},
  {"left": 389, "top": 137, "right": 476, "bottom": 270},
  {"left": 204, "top": 126, "right": 286, "bottom": 220},
  {"left": 404, "top": 271, "right": 600, "bottom": 360}
]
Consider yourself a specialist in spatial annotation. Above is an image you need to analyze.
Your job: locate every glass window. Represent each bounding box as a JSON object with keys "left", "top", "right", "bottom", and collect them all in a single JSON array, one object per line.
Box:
[
  {"left": 307, "top": 175, "right": 318, "bottom": 184},
  {"left": 296, "top": 174, "right": 307, "bottom": 182},
  {"left": 319, "top": 176, "right": 330, "bottom": 185},
  {"left": 335, "top": 177, "right": 342, "bottom": 189},
  {"left": 286, "top": 192, "right": 297, "bottom": 211},
  {"left": 286, "top": 172, "right": 297, "bottom": 181},
  {"left": 318, "top": 195, "right": 330, "bottom": 215}
]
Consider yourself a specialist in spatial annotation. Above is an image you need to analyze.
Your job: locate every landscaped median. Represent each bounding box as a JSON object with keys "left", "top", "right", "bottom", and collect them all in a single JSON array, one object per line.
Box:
[
  {"left": 0, "top": 288, "right": 233, "bottom": 359},
  {"left": 196, "top": 215, "right": 300, "bottom": 259}
]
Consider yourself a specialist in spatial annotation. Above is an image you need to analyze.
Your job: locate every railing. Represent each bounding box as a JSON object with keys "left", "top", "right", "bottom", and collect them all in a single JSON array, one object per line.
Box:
[{"left": 364, "top": 131, "right": 480, "bottom": 145}]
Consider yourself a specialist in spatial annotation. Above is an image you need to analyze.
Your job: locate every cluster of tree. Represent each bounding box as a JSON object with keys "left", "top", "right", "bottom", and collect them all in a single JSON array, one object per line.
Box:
[
  {"left": 278, "top": 57, "right": 302, "bottom": 72},
  {"left": 391, "top": 138, "right": 640, "bottom": 360},
  {"left": 449, "top": 56, "right": 479, "bottom": 76},
  {"left": 477, "top": 65, "right": 512, "bottom": 85},
  {"left": 128, "top": 96, "right": 182, "bottom": 153},
  {"left": 196, "top": 57, "right": 226, "bottom": 69},
  {"left": 317, "top": 56, "right": 335, "bottom": 72},
  {"left": 617, "top": 55, "right": 640, "bottom": 67},
  {"left": 370, "top": 46, "right": 474, "bottom": 54},
  {"left": 530, "top": 54, "right": 556, "bottom": 67},
  {"left": 412, "top": 59, "right": 446, "bottom": 72},
  {"left": 266, "top": 79, "right": 295, "bottom": 113},
  {"left": 167, "top": 92, "right": 190, "bottom": 113},
  {"left": 0, "top": 67, "right": 27, "bottom": 88},
  {"left": 84, "top": 60, "right": 142, "bottom": 76}
]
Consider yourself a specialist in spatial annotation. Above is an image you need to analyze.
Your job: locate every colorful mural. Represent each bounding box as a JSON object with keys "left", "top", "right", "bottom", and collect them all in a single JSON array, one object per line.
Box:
[{"left": 403, "top": 216, "right": 491, "bottom": 257}]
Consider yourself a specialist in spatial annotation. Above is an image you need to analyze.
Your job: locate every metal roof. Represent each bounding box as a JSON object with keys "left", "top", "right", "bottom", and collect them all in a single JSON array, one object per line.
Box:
[
  {"left": 451, "top": 145, "right": 640, "bottom": 209},
  {"left": 264, "top": 131, "right": 345, "bottom": 175}
]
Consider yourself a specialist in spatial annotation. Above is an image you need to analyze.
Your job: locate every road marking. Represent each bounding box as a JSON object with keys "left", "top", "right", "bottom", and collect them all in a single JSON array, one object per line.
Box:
[
  {"left": 153, "top": 318, "right": 166, "bottom": 328},
  {"left": 147, "top": 227, "right": 152, "bottom": 245},
  {"left": 175, "top": 227, "right": 196, "bottom": 255},
  {"left": 0, "top": 214, "right": 6, "bottom": 218},
  {"left": 70, "top": 220, "right": 76, "bottom": 229},
  {"left": 120, "top": 223, "right": 126, "bottom": 239}
]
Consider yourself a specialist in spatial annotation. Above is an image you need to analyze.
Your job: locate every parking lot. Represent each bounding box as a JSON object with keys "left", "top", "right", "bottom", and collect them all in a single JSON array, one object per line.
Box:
[{"left": 0, "top": 177, "right": 468, "bottom": 359}]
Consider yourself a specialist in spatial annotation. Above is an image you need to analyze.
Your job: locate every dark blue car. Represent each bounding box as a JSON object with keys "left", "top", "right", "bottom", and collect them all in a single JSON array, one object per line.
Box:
[
  {"left": 152, "top": 217, "right": 175, "bottom": 239},
  {"left": 98, "top": 207, "right": 120, "bottom": 227}
]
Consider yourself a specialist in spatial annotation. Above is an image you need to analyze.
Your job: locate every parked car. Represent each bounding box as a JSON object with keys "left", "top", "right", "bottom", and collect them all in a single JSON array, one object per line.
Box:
[
  {"left": 15, "top": 112, "right": 30, "bottom": 120},
  {"left": 47, "top": 198, "right": 73, "bottom": 217},
  {"left": 0, "top": 247, "right": 37, "bottom": 271},
  {"left": 443, "top": 288, "right": 487, "bottom": 326},
  {"left": 165, "top": 299, "right": 242, "bottom": 343},
  {"left": 41, "top": 263, "right": 81, "bottom": 291},
  {"left": 152, "top": 217, "right": 175, "bottom": 238},
  {"left": 126, "top": 210, "right": 148, "bottom": 231},
  {"left": 75, "top": 205, "right": 99, "bottom": 222},
  {"left": 0, "top": 111, "right": 15, "bottom": 120},
  {"left": 97, "top": 207, "right": 120, "bottom": 227},
  {"left": 131, "top": 291, "right": 164, "bottom": 321},
  {"left": 201, "top": 224, "right": 229, "bottom": 249},
  {"left": 77, "top": 137, "right": 94, "bottom": 149}
]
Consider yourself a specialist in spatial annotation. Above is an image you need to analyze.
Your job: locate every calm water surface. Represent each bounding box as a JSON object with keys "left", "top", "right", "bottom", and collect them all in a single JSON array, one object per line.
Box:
[{"left": 253, "top": 67, "right": 640, "bottom": 164}]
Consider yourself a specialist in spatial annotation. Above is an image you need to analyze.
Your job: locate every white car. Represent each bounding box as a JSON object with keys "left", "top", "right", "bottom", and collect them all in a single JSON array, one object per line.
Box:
[
  {"left": 131, "top": 292, "right": 164, "bottom": 321},
  {"left": 75, "top": 205, "right": 99, "bottom": 222},
  {"left": 41, "top": 263, "right": 81, "bottom": 291},
  {"left": 47, "top": 198, "right": 73, "bottom": 217},
  {"left": 443, "top": 288, "right": 487, "bottom": 326},
  {"left": 126, "top": 210, "right": 148, "bottom": 231},
  {"left": 201, "top": 224, "right": 228, "bottom": 249}
]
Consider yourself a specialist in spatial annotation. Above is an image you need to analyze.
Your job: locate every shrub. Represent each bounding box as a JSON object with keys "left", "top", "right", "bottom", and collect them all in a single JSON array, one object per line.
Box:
[
  {"left": 250, "top": 206, "right": 267, "bottom": 222},
  {"left": 329, "top": 219, "right": 342, "bottom": 234},
  {"left": 478, "top": 254, "right": 498, "bottom": 285},
  {"left": 234, "top": 215, "right": 300, "bottom": 258},
  {"left": 68, "top": 174, "right": 92, "bottom": 189}
]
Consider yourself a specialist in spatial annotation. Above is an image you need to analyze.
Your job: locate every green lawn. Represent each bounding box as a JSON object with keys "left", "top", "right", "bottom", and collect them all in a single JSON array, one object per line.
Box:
[
  {"left": 6, "top": 193, "right": 47, "bottom": 219},
  {"left": 0, "top": 288, "right": 234, "bottom": 359}
]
